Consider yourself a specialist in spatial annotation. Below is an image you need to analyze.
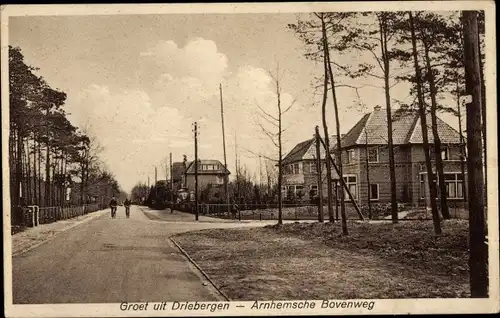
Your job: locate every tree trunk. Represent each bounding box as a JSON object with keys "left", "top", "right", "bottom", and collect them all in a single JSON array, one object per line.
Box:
[
  {"left": 277, "top": 69, "right": 283, "bottom": 226},
  {"left": 320, "top": 14, "right": 335, "bottom": 223},
  {"left": 409, "top": 11, "right": 441, "bottom": 235},
  {"left": 45, "top": 109, "right": 51, "bottom": 207},
  {"left": 324, "top": 24, "right": 347, "bottom": 235},
  {"left": 462, "top": 10, "right": 488, "bottom": 298},
  {"left": 315, "top": 126, "right": 324, "bottom": 223},
  {"left": 379, "top": 16, "right": 398, "bottom": 223},
  {"left": 423, "top": 39, "right": 451, "bottom": 219},
  {"left": 16, "top": 128, "right": 23, "bottom": 210},
  {"left": 365, "top": 131, "right": 372, "bottom": 219},
  {"left": 33, "top": 137, "right": 38, "bottom": 205},
  {"left": 477, "top": 27, "right": 487, "bottom": 206},
  {"left": 23, "top": 138, "right": 30, "bottom": 205},
  {"left": 38, "top": 142, "right": 43, "bottom": 206},
  {"left": 9, "top": 124, "right": 16, "bottom": 221},
  {"left": 456, "top": 76, "right": 467, "bottom": 203}
]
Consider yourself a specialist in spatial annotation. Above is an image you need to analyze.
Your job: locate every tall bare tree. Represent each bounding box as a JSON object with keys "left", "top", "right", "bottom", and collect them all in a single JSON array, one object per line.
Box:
[
  {"left": 318, "top": 12, "right": 335, "bottom": 223},
  {"left": 255, "top": 64, "right": 296, "bottom": 225}
]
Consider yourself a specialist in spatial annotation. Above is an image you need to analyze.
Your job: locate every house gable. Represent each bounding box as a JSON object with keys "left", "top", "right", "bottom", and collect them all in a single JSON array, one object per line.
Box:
[
  {"left": 185, "top": 159, "right": 230, "bottom": 175},
  {"left": 341, "top": 107, "right": 461, "bottom": 148}
]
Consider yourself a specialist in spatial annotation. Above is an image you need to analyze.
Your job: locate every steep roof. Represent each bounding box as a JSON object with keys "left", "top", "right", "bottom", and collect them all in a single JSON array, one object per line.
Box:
[
  {"left": 185, "top": 159, "right": 230, "bottom": 175},
  {"left": 409, "top": 116, "right": 462, "bottom": 144},
  {"left": 282, "top": 138, "right": 314, "bottom": 165},
  {"left": 282, "top": 134, "right": 339, "bottom": 166},
  {"left": 341, "top": 108, "right": 461, "bottom": 148}
]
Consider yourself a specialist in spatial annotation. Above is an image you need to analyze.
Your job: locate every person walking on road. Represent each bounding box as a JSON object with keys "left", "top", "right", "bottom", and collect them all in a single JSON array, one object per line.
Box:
[
  {"left": 124, "top": 198, "right": 131, "bottom": 218},
  {"left": 231, "top": 201, "right": 240, "bottom": 220},
  {"left": 109, "top": 197, "right": 118, "bottom": 219}
]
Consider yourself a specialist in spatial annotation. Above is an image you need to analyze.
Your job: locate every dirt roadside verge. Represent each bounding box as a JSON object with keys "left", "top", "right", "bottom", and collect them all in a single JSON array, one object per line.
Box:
[{"left": 172, "top": 220, "right": 469, "bottom": 300}]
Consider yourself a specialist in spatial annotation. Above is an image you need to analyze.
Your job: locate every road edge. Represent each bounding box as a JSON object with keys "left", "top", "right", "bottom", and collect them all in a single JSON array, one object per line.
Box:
[
  {"left": 11, "top": 209, "right": 108, "bottom": 257},
  {"left": 170, "top": 237, "right": 231, "bottom": 302}
]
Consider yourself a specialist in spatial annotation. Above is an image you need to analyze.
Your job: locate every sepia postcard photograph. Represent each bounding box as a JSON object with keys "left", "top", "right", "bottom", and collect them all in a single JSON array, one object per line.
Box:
[{"left": 1, "top": 1, "right": 498, "bottom": 317}]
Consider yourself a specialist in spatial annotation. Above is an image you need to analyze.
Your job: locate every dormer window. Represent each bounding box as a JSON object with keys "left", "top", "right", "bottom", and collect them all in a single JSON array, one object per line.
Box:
[{"left": 441, "top": 147, "right": 449, "bottom": 160}]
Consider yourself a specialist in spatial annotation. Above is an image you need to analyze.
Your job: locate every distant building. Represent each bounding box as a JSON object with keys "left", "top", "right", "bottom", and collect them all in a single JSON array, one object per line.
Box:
[{"left": 183, "top": 159, "right": 231, "bottom": 202}]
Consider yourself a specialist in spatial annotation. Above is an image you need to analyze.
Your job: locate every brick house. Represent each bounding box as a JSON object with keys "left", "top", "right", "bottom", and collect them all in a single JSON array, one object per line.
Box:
[
  {"left": 282, "top": 106, "right": 466, "bottom": 207},
  {"left": 280, "top": 135, "right": 340, "bottom": 202},
  {"left": 339, "top": 106, "right": 467, "bottom": 207},
  {"left": 184, "top": 159, "right": 231, "bottom": 201}
]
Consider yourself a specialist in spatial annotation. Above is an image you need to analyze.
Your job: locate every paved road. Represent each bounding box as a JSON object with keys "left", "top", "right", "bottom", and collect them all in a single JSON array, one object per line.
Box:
[{"left": 12, "top": 206, "right": 267, "bottom": 304}]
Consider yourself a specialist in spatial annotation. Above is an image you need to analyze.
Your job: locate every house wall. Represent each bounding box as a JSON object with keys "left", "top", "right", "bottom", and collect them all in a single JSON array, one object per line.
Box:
[
  {"left": 346, "top": 145, "right": 411, "bottom": 205},
  {"left": 281, "top": 140, "right": 467, "bottom": 207},
  {"left": 343, "top": 144, "right": 466, "bottom": 206},
  {"left": 409, "top": 144, "right": 467, "bottom": 207},
  {"left": 185, "top": 174, "right": 224, "bottom": 195},
  {"left": 282, "top": 159, "right": 329, "bottom": 201}
]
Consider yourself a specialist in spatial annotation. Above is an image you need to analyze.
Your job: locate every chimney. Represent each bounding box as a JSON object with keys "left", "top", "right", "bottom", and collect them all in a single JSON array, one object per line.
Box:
[{"left": 374, "top": 105, "right": 382, "bottom": 111}]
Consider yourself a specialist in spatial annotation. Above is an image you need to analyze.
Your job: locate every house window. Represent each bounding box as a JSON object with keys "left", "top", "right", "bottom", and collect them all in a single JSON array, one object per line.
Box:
[
  {"left": 296, "top": 185, "right": 305, "bottom": 199},
  {"left": 370, "top": 184, "right": 379, "bottom": 201},
  {"left": 343, "top": 175, "right": 357, "bottom": 200},
  {"left": 290, "top": 162, "right": 301, "bottom": 174},
  {"left": 368, "top": 147, "right": 379, "bottom": 163},
  {"left": 309, "top": 162, "right": 317, "bottom": 173},
  {"left": 420, "top": 174, "right": 425, "bottom": 199},
  {"left": 346, "top": 150, "right": 355, "bottom": 164},
  {"left": 441, "top": 148, "right": 449, "bottom": 160},
  {"left": 444, "top": 173, "right": 464, "bottom": 199},
  {"left": 309, "top": 185, "right": 318, "bottom": 198}
]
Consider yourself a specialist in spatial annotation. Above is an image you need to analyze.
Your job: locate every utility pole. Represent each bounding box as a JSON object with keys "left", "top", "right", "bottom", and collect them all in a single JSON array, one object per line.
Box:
[
  {"left": 235, "top": 132, "right": 239, "bottom": 203},
  {"left": 220, "top": 83, "right": 230, "bottom": 215},
  {"left": 463, "top": 10, "right": 487, "bottom": 298},
  {"left": 315, "top": 126, "right": 324, "bottom": 222},
  {"left": 170, "top": 152, "right": 174, "bottom": 213},
  {"left": 194, "top": 122, "right": 199, "bottom": 221},
  {"left": 154, "top": 166, "right": 158, "bottom": 199},
  {"left": 147, "top": 176, "right": 150, "bottom": 198}
]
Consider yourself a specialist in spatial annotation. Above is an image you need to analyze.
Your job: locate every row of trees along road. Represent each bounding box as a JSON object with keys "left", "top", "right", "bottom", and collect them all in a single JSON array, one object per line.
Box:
[
  {"left": 9, "top": 46, "right": 124, "bottom": 225},
  {"left": 289, "top": 10, "right": 487, "bottom": 297}
]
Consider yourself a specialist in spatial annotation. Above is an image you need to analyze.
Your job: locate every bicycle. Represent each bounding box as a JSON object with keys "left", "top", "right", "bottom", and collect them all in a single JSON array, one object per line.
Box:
[{"left": 110, "top": 205, "right": 117, "bottom": 219}]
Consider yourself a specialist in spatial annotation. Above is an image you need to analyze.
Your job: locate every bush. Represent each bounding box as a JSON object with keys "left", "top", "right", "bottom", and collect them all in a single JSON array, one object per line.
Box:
[{"left": 361, "top": 202, "right": 413, "bottom": 219}]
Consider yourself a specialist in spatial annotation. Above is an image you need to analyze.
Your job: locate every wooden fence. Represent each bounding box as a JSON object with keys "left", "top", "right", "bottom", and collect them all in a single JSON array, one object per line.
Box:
[{"left": 21, "top": 203, "right": 104, "bottom": 227}]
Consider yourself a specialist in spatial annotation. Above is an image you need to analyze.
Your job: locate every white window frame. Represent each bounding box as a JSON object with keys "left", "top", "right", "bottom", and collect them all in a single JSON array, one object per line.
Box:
[
  {"left": 346, "top": 149, "right": 355, "bottom": 164},
  {"left": 309, "top": 162, "right": 317, "bottom": 173},
  {"left": 419, "top": 173, "right": 425, "bottom": 199},
  {"left": 368, "top": 147, "right": 379, "bottom": 163},
  {"left": 369, "top": 183, "right": 379, "bottom": 201},
  {"left": 343, "top": 174, "right": 358, "bottom": 200},
  {"left": 441, "top": 147, "right": 450, "bottom": 160},
  {"left": 444, "top": 172, "right": 464, "bottom": 199}
]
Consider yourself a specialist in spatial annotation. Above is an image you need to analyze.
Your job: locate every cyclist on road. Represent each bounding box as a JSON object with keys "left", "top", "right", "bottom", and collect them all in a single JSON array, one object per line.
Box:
[
  {"left": 124, "top": 198, "right": 131, "bottom": 218},
  {"left": 109, "top": 197, "right": 118, "bottom": 219}
]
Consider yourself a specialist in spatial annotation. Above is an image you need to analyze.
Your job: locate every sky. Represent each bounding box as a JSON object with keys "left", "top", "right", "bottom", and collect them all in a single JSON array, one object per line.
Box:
[{"left": 9, "top": 12, "right": 461, "bottom": 193}]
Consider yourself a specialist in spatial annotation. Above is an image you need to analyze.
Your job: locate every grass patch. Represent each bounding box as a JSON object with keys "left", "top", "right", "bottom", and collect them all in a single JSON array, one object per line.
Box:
[{"left": 173, "top": 220, "right": 469, "bottom": 300}]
